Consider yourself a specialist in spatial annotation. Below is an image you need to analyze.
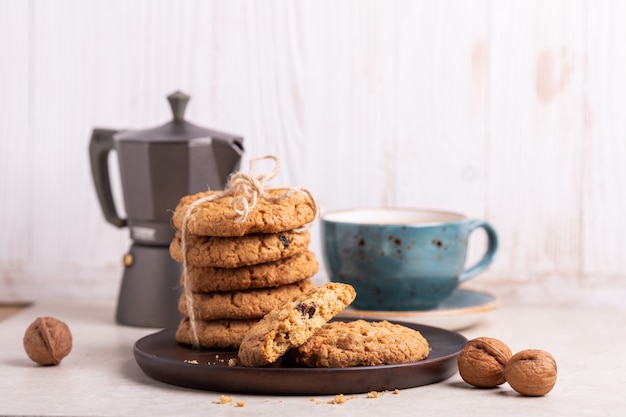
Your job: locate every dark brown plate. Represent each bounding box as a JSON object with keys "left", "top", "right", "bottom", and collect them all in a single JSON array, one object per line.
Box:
[{"left": 133, "top": 319, "right": 466, "bottom": 395}]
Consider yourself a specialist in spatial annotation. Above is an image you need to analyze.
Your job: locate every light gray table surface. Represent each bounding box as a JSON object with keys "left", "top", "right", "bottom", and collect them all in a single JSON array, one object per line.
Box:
[{"left": 0, "top": 298, "right": 623, "bottom": 417}]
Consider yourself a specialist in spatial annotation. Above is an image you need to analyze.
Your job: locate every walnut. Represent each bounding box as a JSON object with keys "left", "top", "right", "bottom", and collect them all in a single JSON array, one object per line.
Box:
[
  {"left": 458, "top": 337, "right": 512, "bottom": 388},
  {"left": 504, "top": 349, "right": 557, "bottom": 396},
  {"left": 23, "top": 317, "right": 72, "bottom": 366}
]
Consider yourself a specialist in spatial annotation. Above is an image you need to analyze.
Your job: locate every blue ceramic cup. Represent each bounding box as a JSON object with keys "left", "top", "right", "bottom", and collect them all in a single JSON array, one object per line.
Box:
[{"left": 322, "top": 208, "right": 498, "bottom": 311}]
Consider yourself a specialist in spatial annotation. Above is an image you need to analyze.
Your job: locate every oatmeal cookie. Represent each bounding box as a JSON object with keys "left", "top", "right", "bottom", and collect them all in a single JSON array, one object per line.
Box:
[
  {"left": 237, "top": 282, "right": 356, "bottom": 367},
  {"left": 175, "top": 317, "right": 259, "bottom": 349},
  {"left": 179, "top": 280, "right": 314, "bottom": 320},
  {"left": 182, "top": 251, "right": 318, "bottom": 292},
  {"left": 172, "top": 188, "right": 317, "bottom": 237},
  {"left": 293, "top": 319, "right": 430, "bottom": 368},
  {"left": 169, "top": 230, "right": 311, "bottom": 268}
]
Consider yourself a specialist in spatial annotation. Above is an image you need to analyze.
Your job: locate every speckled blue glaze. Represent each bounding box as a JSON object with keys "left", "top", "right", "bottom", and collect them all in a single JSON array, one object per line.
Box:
[{"left": 322, "top": 208, "right": 498, "bottom": 311}]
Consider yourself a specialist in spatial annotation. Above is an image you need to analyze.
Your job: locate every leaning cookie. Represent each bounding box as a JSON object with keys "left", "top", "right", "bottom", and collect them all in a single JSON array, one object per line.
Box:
[
  {"left": 172, "top": 188, "right": 317, "bottom": 237},
  {"left": 182, "top": 251, "right": 319, "bottom": 293},
  {"left": 169, "top": 230, "right": 311, "bottom": 268},
  {"left": 237, "top": 282, "right": 356, "bottom": 367},
  {"left": 293, "top": 319, "right": 430, "bottom": 368},
  {"left": 175, "top": 317, "right": 259, "bottom": 349},
  {"left": 179, "top": 280, "right": 315, "bottom": 321}
]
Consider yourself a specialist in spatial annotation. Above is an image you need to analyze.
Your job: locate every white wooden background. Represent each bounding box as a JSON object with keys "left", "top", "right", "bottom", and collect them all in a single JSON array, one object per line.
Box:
[{"left": 1, "top": 0, "right": 625, "bottom": 310}]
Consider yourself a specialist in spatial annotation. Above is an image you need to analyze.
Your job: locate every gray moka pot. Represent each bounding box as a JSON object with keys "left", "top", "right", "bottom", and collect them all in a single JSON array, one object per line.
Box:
[{"left": 89, "top": 91, "right": 244, "bottom": 327}]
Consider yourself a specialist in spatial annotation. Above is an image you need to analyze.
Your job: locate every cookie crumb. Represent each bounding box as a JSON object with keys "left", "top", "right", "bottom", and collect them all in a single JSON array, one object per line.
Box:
[
  {"left": 219, "top": 395, "right": 232, "bottom": 404},
  {"left": 367, "top": 391, "right": 379, "bottom": 398},
  {"left": 183, "top": 359, "right": 198, "bottom": 364},
  {"left": 236, "top": 401, "right": 245, "bottom": 407},
  {"left": 330, "top": 394, "right": 347, "bottom": 404},
  {"left": 228, "top": 358, "right": 238, "bottom": 366},
  {"left": 393, "top": 389, "right": 401, "bottom": 395}
]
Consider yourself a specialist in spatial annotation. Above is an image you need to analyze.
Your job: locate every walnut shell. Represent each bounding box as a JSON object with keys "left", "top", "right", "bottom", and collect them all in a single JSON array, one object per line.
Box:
[
  {"left": 504, "top": 349, "right": 557, "bottom": 396},
  {"left": 458, "top": 337, "right": 512, "bottom": 388},
  {"left": 23, "top": 317, "right": 72, "bottom": 366}
]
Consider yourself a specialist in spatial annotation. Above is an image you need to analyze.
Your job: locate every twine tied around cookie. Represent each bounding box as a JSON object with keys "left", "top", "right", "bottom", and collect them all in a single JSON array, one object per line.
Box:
[{"left": 180, "top": 155, "right": 320, "bottom": 348}]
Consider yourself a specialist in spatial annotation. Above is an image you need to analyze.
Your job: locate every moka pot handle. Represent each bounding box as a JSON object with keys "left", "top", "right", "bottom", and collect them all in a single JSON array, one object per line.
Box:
[{"left": 89, "top": 128, "right": 127, "bottom": 228}]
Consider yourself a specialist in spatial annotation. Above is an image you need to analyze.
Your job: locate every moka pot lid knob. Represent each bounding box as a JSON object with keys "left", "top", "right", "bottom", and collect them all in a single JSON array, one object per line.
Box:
[{"left": 167, "top": 91, "right": 190, "bottom": 121}]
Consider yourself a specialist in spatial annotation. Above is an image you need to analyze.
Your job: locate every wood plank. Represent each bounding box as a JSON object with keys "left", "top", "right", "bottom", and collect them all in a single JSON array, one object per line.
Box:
[
  {"left": 487, "top": 0, "right": 585, "bottom": 282},
  {"left": 0, "top": 1, "right": 32, "bottom": 300},
  {"left": 583, "top": 1, "right": 626, "bottom": 278}
]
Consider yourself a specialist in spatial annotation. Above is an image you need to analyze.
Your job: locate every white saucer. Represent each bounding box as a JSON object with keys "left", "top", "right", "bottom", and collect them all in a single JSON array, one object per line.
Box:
[{"left": 337, "top": 288, "right": 499, "bottom": 331}]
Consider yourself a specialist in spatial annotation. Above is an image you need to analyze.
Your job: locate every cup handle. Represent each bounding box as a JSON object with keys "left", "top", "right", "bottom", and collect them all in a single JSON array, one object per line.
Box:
[{"left": 459, "top": 220, "right": 498, "bottom": 283}]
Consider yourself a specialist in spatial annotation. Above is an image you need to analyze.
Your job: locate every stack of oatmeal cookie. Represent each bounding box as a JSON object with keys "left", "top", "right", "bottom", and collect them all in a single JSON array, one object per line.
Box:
[{"left": 168, "top": 188, "right": 319, "bottom": 349}]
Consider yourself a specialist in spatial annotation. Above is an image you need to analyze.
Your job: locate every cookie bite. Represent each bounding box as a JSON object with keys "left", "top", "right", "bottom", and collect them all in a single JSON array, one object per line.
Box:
[{"left": 237, "top": 282, "right": 356, "bottom": 367}]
